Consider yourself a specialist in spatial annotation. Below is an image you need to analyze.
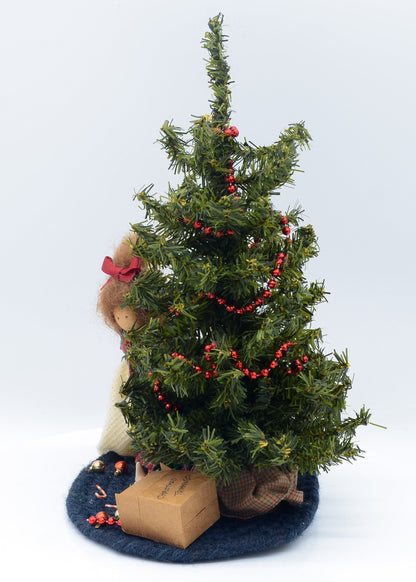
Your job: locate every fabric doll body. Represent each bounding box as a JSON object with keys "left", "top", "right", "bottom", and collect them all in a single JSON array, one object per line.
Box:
[{"left": 97, "top": 359, "right": 133, "bottom": 456}]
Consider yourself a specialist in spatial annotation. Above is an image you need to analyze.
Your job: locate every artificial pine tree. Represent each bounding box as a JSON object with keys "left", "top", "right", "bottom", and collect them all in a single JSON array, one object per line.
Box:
[{"left": 119, "top": 14, "right": 370, "bottom": 490}]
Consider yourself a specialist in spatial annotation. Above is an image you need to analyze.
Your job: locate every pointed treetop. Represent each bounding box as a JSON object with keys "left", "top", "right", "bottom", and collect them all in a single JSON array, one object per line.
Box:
[{"left": 202, "top": 14, "right": 232, "bottom": 125}]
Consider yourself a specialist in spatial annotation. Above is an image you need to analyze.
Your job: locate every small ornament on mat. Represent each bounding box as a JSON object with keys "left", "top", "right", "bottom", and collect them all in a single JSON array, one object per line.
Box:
[
  {"left": 114, "top": 460, "right": 128, "bottom": 476},
  {"left": 86, "top": 460, "right": 105, "bottom": 473}
]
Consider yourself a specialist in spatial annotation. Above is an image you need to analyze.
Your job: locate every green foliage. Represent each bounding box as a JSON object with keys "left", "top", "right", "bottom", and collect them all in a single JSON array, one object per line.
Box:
[{"left": 119, "top": 14, "right": 370, "bottom": 484}]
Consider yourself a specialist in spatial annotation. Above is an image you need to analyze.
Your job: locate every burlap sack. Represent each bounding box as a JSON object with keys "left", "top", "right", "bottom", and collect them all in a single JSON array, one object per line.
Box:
[{"left": 216, "top": 466, "right": 303, "bottom": 519}]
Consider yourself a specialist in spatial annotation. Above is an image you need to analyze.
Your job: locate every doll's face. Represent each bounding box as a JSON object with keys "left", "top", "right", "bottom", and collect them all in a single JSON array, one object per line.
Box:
[{"left": 114, "top": 305, "right": 138, "bottom": 332}]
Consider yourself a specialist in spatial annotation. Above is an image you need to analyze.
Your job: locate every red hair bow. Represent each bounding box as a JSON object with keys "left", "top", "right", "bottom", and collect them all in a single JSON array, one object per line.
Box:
[{"left": 101, "top": 255, "right": 141, "bottom": 288}]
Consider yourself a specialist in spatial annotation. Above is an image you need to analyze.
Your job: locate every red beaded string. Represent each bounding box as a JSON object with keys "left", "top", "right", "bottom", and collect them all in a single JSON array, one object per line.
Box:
[
  {"left": 148, "top": 341, "right": 308, "bottom": 413},
  {"left": 200, "top": 249, "right": 288, "bottom": 314}
]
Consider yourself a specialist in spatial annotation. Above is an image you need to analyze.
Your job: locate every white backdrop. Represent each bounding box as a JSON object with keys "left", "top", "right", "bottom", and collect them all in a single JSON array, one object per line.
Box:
[{"left": 1, "top": 0, "right": 415, "bottom": 579}]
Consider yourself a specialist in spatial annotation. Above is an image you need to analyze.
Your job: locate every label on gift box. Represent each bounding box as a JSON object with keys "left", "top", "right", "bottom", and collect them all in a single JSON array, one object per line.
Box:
[{"left": 115, "top": 469, "right": 220, "bottom": 548}]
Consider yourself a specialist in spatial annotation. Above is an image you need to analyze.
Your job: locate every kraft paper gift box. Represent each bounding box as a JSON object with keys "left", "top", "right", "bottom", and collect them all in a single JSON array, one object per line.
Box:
[{"left": 115, "top": 469, "right": 220, "bottom": 548}]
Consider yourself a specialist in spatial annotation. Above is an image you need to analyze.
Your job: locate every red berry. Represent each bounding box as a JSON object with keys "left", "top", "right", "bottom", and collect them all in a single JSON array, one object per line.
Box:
[
  {"left": 303, "top": 355, "right": 308, "bottom": 363},
  {"left": 165, "top": 402, "right": 172, "bottom": 411},
  {"left": 263, "top": 290, "right": 272, "bottom": 298},
  {"left": 157, "top": 394, "right": 164, "bottom": 401},
  {"left": 107, "top": 517, "right": 116, "bottom": 525},
  {"left": 272, "top": 269, "right": 281, "bottom": 277},
  {"left": 218, "top": 298, "right": 226, "bottom": 305},
  {"left": 230, "top": 126, "right": 239, "bottom": 137},
  {"left": 269, "top": 361, "right": 277, "bottom": 368},
  {"left": 88, "top": 516, "right": 97, "bottom": 525},
  {"left": 227, "top": 230, "right": 235, "bottom": 236},
  {"left": 278, "top": 253, "right": 286, "bottom": 259},
  {"left": 226, "top": 175, "right": 236, "bottom": 183},
  {"left": 243, "top": 368, "right": 249, "bottom": 376},
  {"left": 261, "top": 369, "right": 269, "bottom": 377},
  {"left": 205, "top": 345, "right": 212, "bottom": 352},
  {"left": 236, "top": 361, "right": 243, "bottom": 369},
  {"left": 250, "top": 371, "right": 258, "bottom": 379},
  {"left": 216, "top": 231, "right": 225, "bottom": 238},
  {"left": 194, "top": 366, "right": 202, "bottom": 373},
  {"left": 194, "top": 221, "right": 202, "bottom": 229},
  {"left": 183, "top": 218, "right": 190, "bottom": 223},
  {"left": 268, "top": 280, "right": 277, "bottom": 289},
  {"left": 282, "top": 226, "right": 291, "bottom": 236},
  {"left": 226, "top": 305, "right": 235, "bottom": 312},
  {"left": 224, "top": 128, "right": 232, "bottom": 137},
  {"left": 231, "top": 350, "right": 238, "bottom": 359},
  {"left": 280, "top": 216, "right": 288, "bottom": 225},
  {"left": 227, "top": 185, "right": 237, "bottom": 194},
  {"left": 275, "top": 350, "right": 283, "bottom": 359}
]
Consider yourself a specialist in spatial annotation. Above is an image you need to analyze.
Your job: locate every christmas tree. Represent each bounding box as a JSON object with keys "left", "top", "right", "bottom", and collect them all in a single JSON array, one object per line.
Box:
[{"left": 119, "top": 14, "right": 370, "bottom": 486}]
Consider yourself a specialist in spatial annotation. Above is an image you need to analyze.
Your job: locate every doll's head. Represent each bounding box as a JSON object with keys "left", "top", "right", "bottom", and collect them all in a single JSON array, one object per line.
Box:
[{"left": 97, "top": 234, "right": 149, "bottom": 335}]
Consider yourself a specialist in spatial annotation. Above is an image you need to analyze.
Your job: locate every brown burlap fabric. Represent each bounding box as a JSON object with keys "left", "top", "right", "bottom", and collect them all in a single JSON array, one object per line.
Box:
[{"left": 216, "top": 466, "right": 304, "bottom": 519}]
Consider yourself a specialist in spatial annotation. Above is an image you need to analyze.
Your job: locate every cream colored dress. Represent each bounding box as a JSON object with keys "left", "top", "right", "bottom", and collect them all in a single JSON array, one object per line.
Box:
[{"left": 97, "top": 360, "right": 135, "bottom": 456}]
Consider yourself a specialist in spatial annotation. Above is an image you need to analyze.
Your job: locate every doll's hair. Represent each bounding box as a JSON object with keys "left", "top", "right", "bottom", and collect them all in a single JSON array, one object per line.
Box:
[{"left": 97, "top": 234, "right": 149, "bottom": 335}]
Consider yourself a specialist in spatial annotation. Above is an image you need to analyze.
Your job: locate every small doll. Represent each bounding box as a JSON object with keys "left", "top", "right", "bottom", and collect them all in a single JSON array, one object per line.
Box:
[{"left": 96, "top": 234, "right": 149, "bottom": 456}]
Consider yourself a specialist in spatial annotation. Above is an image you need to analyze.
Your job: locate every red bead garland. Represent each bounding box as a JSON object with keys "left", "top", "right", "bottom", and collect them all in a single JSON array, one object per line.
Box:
[
  {"left": 160, "top": 341, "right": 309, "bottom": 388},
  {"left": 152, "top": 377, "right": 179, "bottom": 413},
  {"left": 222, "top": 126, "right": 239, "bottom": 138},
  {"left": 190, "top": 219, "right": 236, "bottom": 238},
  {"left": 201, "top": 250, "right": 288, "bottom": 314},
  {"left": 229, "top": 342, "right": 298, "bottom": 379}
]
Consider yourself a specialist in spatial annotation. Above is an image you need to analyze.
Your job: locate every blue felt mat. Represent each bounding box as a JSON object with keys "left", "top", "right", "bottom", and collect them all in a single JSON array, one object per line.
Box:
[{"left": 66, "top": 452, "right": 319, "bottom": 563}]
